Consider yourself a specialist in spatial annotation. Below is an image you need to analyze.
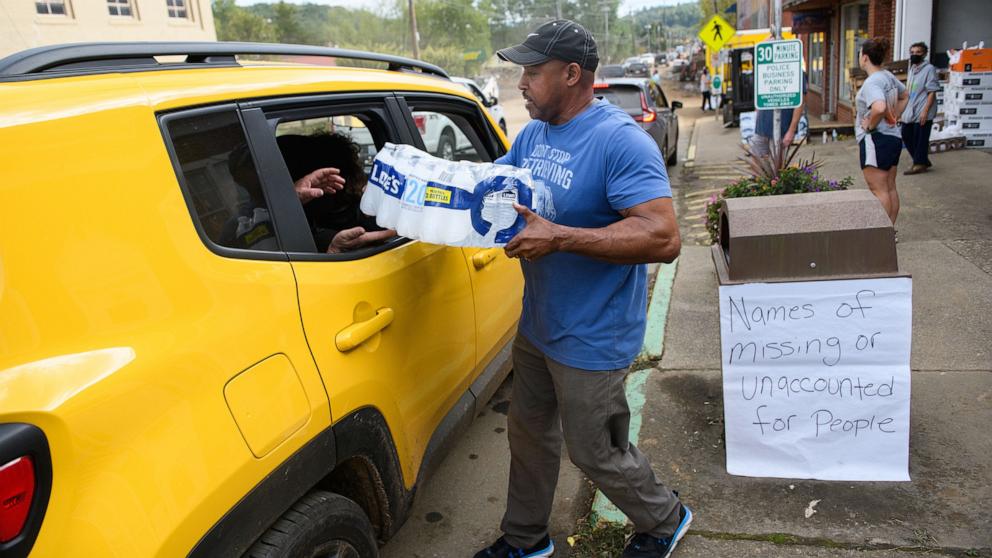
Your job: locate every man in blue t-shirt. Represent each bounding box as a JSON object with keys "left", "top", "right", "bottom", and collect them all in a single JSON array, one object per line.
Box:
[{"left": 472, "top": 20, "right": 691, "bottom": 558}]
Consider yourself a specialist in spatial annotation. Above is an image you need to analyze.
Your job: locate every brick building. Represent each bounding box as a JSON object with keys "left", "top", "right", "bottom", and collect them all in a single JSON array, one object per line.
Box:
[{"left": 782, "top": 0, "right": 990, "bottom": 124}]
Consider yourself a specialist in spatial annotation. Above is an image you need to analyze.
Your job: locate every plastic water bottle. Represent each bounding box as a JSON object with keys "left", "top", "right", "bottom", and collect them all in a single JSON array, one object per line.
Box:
[
  {"left": 362, "top": 143, "right": 535, "bottom": 247},
  {"left": 822, "top": 131, "right": 828, "bottom": 144},
  {"left": 832, "top": 129, "right": 838, "bottom": 142}
]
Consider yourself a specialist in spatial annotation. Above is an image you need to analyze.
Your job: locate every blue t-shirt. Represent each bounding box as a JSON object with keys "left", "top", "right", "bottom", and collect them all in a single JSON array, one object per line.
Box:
[
  {"left": 497, "top": 99, "right": 671, "bottom": 370},
  {"left": 756, "top": 72, "right": 809, "bottom": 138}
]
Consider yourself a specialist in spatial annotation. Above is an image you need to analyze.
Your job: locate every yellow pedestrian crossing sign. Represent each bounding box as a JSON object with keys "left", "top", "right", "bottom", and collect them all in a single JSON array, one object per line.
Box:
[{"left": 698, "top": 14, "right": 735, "bottom": 52}]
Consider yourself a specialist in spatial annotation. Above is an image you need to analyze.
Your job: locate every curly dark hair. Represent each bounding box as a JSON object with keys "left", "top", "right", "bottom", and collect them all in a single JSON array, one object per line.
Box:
[{"left": 277, "top": 132, "right": 367, "bottom": 202}]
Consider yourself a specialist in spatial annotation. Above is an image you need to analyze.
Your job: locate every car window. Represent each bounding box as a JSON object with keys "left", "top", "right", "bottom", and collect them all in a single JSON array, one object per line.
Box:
[
  {"left": 463, "top": 83, "right": 487, "bottom": 105},
  {"left": 165, "top": 109, "right": 279, "bottom": 253},
  {"left": 270, "top": 110, "right": 395, "bottom": 254},
  {"left": 410, "top": 109, "right": 486, "bottom": 162},
  {"left": 277, "top": 115, "right": 379, "bottom": 176},
  {"left": 595, "top": 85, "right": 642, "bottom": 113},
  {"left": 651, "top": 83, "right": 669, "bottom": 109}
]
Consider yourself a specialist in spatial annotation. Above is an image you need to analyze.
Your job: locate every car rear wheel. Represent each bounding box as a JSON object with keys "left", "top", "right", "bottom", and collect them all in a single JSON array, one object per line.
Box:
[
  {"left": 499, "top": 120, "right": 507, "bottom": 135},
  {"left": 437, "top": 129, "right": 456, "bottom": 161},
  {"left": 246, "top": 491, "right": 378, "bottom": 558},
  {"left": 666, "top": 134, "right": 678, "bottom": 167}
]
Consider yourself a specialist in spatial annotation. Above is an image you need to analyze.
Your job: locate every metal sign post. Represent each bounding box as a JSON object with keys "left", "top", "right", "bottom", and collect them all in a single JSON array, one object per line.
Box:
[
  {"left": 773, "top": 0, "right": 782, "bottom": 161},
  {"left": 755, "top": 7, "right": 802, "bottom": 162}
]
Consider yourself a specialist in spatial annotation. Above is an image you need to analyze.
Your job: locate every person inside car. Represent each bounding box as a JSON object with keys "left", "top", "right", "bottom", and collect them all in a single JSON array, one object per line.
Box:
[{"left": 277, "top": 132, "right": 396, "bottom": 254}]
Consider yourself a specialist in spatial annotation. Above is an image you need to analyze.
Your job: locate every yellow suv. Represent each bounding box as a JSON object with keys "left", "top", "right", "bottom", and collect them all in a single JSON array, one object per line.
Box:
[{"left": 0, "top": 42, "right": 522, "bottom": 558}]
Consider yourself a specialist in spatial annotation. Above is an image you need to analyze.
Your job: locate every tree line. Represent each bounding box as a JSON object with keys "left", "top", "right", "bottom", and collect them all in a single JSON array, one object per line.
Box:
[{"left": 212, "top": 0, "right": 703, "bottom": 76}]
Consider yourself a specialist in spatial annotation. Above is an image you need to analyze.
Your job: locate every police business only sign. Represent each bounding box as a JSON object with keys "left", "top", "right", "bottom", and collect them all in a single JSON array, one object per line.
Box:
[
  {"left": 755, "top": 39, "right": 804, "bottom": 109},
  {"left": 719, "top": 277, "right": 912, "bottom": 481}
]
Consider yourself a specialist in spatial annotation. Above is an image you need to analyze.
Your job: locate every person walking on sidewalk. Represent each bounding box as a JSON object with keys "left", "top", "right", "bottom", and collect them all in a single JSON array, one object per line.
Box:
[
  {"left": 700, "top": 67, "right": 712, "bottom": 111},
  {"left": 473, "top": 19, "right": 691, "bottom": 558},
  {"left": 856, "top": 37, "right": 909, "bottom": 225},
  {"left": 900, "top": 42, "right": 940, "bottom": 175},
  {"left": 751, "top": 72, "right": 808, "bottom": 158}
]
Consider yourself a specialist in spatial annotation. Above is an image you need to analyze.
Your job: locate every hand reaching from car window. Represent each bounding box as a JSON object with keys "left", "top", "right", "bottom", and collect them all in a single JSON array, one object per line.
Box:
[
  {"left": 327, "top": 227, "right": 397, "bottom": 254},
  {"left": 295, "top": 167, "right": 346, "bottom": 203}
]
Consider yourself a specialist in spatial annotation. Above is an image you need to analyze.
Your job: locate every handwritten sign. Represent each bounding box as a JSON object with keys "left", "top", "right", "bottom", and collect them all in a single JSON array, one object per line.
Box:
[{"left": 719, "top": 278, "right": 912, "bottom": 481}]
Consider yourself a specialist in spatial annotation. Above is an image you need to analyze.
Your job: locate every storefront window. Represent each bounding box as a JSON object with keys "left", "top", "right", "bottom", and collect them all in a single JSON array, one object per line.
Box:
[
  {"left": 809, "top": 32, "right": 825, "bottom": 90},
  {"left": 839, "top": 1, "right": 869, "bottom": 103}
]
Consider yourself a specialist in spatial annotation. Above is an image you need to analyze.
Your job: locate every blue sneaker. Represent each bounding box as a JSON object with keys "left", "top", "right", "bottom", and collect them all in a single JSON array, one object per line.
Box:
[
  {"left": 621, "top": 503, "right": 693, "bottom": 558},
  {"left": 473, "top": 534, "right": 555, "bottom": 558}
]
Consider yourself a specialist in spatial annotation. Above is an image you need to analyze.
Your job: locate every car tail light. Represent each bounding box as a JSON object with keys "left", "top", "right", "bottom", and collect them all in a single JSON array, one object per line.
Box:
[
  {"left": 633, "top": 92, "right": 657, "bottom": 123},
  {"left": 593, "top": 82, "right": 609, "bottom": 89},
  {"left": 413, "top": 114, "right": 427, "bottom": 134},
  {"left": 0, "top": 456, "right": 35, "bottom": 543}
]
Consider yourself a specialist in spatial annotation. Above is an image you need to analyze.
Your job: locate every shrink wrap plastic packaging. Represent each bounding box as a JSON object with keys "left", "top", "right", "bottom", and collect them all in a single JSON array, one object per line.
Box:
[{"left": 361, "top": 143, "right": 535, "bottom": 247}]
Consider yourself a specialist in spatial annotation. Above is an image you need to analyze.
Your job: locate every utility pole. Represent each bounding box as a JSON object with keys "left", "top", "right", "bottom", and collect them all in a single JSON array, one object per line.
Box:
[
  {"left": 555, "top": 0, "right": 561, "bottom": 19},
  {"left": 408, "top": 0, "right": 420, "bottom": 59},
  {"left": 771, "top": 0, "right": 783, "bottom": 161},
  {"left": 602, "top": 7, "right": 610, "bottom": 64}
]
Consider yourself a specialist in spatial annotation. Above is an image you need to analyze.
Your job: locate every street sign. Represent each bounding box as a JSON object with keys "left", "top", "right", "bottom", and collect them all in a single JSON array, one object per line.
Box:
[
  {"left": 698, "top": 14, "right": 735, "bottom": 52},
  {"left": 754, "top": 39, "right": 804, "bottom": 109}
]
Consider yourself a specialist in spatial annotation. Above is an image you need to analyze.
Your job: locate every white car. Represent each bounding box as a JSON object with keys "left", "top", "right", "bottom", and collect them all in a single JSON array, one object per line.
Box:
[
  {"left": 452, "top": 76, "right": 506, "bottom": 134},
  {"left": 414, "top": 77, "right": 506, "bottom": 161}
]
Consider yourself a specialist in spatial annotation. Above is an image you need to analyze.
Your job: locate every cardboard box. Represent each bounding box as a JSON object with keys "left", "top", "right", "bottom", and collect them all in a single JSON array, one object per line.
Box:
[
  {"left": 949, "top": 71, "right": 992, "bottom": 88},
  {"left": 950, "top": 49, "right": 992, "bottom": 73},
  {"left": 948, "top": 89, "right": 992, "bottom": 104},
  {"left": 964, "top": 135, "right": 992, "bottom": 148},
  {"left": 945, "top": 103, "right": 992, "bottom": 118}
]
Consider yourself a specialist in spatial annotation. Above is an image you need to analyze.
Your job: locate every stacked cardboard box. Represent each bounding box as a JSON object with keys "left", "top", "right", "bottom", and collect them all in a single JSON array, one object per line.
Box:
[{"left": 944, "top": 49, "right": 992, "bottom": 148}]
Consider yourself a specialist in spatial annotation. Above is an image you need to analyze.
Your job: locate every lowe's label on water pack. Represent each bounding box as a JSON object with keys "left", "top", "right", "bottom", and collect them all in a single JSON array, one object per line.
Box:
[{"left": 361, "top": 143, "right": 535, "bottom": 247}]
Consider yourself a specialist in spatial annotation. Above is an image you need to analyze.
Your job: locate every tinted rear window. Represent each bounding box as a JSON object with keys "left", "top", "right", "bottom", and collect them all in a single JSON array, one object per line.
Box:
[{"left": 596, "top": 86, "right": 642, "bottom": 111}]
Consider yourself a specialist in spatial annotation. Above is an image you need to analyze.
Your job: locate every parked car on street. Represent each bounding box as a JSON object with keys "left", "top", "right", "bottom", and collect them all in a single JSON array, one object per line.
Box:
[
  {"left": 0, "top": 42, "right": 521, "bottom": 558},
  {"left": 599, "top": 64, "right": 626, "bottom": 79},
  {"left": 594, "top": 77, "right": 682, "bottom": 166},
  {"left": 625, "top": 61, "right": 650, "bottom": 77}
]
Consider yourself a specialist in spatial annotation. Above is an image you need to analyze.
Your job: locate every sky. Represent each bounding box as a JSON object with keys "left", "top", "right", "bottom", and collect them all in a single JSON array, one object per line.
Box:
[{"left": 234, "top": 0, "right": 695, "bottom": 17}]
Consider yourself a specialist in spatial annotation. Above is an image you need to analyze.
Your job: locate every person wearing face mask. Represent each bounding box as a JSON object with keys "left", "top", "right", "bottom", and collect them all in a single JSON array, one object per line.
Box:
[
  {"left": 856, "top": 37, "right": 909, "bottom": 225},
  {"left": 900, "top": 42, "right": 940, "bottom": 175}
]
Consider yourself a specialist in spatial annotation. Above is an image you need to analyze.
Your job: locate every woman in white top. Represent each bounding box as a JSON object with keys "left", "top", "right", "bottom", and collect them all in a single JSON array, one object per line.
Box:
[{"left": 855, "top": 37, "right": 909, "bottom": 224}]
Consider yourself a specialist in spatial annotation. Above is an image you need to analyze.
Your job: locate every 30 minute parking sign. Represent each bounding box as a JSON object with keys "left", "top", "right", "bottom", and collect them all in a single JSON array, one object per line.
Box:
[{"left": 755, "top": 39, "right": 804, "bottom": 109}]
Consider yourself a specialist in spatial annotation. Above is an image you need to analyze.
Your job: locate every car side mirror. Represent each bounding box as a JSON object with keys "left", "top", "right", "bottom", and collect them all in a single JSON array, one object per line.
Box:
[
  {"left": 672, "top": 101, "right": 683, "bottom": 110},
  {"left": 485, "top": 96, "right": 498, "bottom": 107}
]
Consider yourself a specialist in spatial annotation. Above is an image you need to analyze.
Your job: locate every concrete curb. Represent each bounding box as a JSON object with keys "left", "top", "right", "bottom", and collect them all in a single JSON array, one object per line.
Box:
[{"left": 589, "top": 258, "right": 680, "bottom": 526}]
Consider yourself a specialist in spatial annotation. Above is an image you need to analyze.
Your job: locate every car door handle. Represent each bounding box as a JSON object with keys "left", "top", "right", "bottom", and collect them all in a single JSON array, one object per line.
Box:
[
  {"left": 472, "top": 248, "right": 501, "bottom": 270},
  {"left": 335, "top": 308, "right": 394, "bottom": 352}
]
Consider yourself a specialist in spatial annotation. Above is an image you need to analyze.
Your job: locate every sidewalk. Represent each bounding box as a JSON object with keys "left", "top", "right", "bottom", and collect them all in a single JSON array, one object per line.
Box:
[{"left": 639, "top": 117, "right": 992, "bottom": 556}]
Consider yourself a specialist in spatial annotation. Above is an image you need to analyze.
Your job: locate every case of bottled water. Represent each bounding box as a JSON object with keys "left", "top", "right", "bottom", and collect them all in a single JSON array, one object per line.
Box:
[{"left": 361, "top": 143, "right": 535, "bottom": 247}]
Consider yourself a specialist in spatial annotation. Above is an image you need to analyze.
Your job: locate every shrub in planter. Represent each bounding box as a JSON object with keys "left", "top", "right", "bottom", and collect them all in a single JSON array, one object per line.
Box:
[{"left": 703, "top": 163, "right": 853, "bottom": 244}]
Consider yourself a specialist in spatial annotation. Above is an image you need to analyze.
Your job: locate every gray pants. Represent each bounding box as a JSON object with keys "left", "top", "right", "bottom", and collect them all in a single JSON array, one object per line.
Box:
[{"left": 500, "top": 335, "right": 681, "bottom": 548}]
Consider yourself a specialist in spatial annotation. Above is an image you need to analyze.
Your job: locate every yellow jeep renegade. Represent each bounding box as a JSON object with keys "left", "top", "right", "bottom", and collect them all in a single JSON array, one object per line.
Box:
[{"left": 0, "top": 42, "right": 521, "bottom": 558}]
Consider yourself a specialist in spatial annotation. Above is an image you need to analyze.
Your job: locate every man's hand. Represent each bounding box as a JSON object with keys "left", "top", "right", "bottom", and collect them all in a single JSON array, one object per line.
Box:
[
  {"left": 504, "top": 204, "right": 561, "bottom": 262},
  {"left": 861, "top": 116, "right": 873, "bottom": 132},
  {"left": 295, "top": 167, "right": 345, "bottom": 204},
  {"left": 327, "top": 227, "right": 397, "bottom": 254},
  {"left": 919, "top": 114, "right": 928, "bottom": 127},
  {"left": 782, "top": 129, "right": 795, "bottom": 149}
]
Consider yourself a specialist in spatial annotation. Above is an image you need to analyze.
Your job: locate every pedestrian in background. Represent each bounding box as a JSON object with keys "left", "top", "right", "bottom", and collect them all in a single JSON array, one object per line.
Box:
[
  {"left": 475, "top": 18, "right": 691, "bottom": 558},
  {"left": 700, "top": 67, "right": 712, "bottom": 111},
  {"left": 751, "top": 72, "right": 808, "bottom": 158},
  {"left": 855, "top": 37, "right": 909, "bottom": 225},
  {"left": 900, "top": 42, "right": 940, "bottom": 175}
]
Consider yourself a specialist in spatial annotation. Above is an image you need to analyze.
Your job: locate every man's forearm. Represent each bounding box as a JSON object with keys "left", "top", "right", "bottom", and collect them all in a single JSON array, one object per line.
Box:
[
  {"left": 788, "top": 105, "right": 803, "bottom": 133},
  {"left": 921, "top": 92, "right": 935, "bottom": 121},
  {"left": 555, "top": 216, "right": 680, "bottom": 265}
]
